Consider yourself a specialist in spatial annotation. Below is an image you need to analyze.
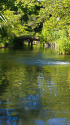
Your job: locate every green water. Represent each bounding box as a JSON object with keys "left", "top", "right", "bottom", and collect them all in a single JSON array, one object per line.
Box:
[{"left": 0, "top": 46, "right": 70, "bottom": 125}]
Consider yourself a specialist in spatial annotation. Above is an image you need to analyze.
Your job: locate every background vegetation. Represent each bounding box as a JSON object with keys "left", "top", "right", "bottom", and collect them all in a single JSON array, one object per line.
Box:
[{"left": 0, "top": 0, "right": 70, "bottom": 54}]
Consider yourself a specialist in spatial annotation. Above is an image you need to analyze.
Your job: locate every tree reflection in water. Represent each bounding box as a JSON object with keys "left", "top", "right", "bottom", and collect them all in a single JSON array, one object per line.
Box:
[
  {"left": 0, "top": 48, "right": 70, "bottom": 125},
  {"left": 0, "top": 94, "right": 42, "bottom": 125}
]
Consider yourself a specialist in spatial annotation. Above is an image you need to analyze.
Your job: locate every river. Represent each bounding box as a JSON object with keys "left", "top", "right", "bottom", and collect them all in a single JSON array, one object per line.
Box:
[{"left": 0, "top": 45, "right": 70, "bottom": 125}]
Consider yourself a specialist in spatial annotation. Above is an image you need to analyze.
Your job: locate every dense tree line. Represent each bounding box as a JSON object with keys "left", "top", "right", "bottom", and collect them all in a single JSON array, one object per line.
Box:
[{"left": 0, "top": 0, "right": 70, "bottom": 54}]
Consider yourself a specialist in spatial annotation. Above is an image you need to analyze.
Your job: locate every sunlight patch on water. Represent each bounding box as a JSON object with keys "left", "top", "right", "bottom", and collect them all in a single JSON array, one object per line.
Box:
[{"left": 47, "top": 61, "right": 70, "bottom": 65}]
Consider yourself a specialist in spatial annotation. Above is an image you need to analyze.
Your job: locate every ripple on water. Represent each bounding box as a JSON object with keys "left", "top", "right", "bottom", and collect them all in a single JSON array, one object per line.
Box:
[{"left": 28, "top": 60, "right": 70, "bottom": 65}]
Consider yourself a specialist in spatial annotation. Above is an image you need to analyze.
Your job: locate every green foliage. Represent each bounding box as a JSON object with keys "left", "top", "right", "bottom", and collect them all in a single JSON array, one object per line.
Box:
[
  {"left": 41, "top": 0, "right": 70, "bottom": 54},
  {"left": 0, "top": 0, "right": 42, "bottom": 47},
  {"left": 0, "top": 0, "right": 70, "bottom": 54}
]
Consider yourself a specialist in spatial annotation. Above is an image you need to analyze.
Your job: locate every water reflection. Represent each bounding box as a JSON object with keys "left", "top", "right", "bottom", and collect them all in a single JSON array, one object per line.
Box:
[
  {"left": 0, "top": 47, "right": 70, "bottom": 125},
  {"left": 15, "top": 56, "right": 70, "bottom": 66},
  {"left": 47, "top": 118, "right": 70, "bottom": 125},
  {"left": 0, "top": 94, "right": 42, "bottom": 125},
  {"left": 35, "top": 118, "right": 70, "bottom": 125}
]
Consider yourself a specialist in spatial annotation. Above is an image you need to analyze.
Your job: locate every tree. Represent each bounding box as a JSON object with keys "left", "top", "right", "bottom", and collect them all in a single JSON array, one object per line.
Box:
[
  {"left": 41, "top": 0, "right": 70, "bottom": 54},
  {"left": 0, "top": 0, "right": 43, "bottom": 47}
]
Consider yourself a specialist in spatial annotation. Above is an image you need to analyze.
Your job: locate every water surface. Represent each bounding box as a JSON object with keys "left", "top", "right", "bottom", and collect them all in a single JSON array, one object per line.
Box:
[{"left": 0, "top": 46, "right": 70, "bottom": 125}]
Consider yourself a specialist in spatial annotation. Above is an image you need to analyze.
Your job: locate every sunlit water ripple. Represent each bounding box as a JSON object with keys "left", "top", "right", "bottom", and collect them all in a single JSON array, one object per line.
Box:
[{"left": 16, "top": 57, "right": 70, "bottom": 65}]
